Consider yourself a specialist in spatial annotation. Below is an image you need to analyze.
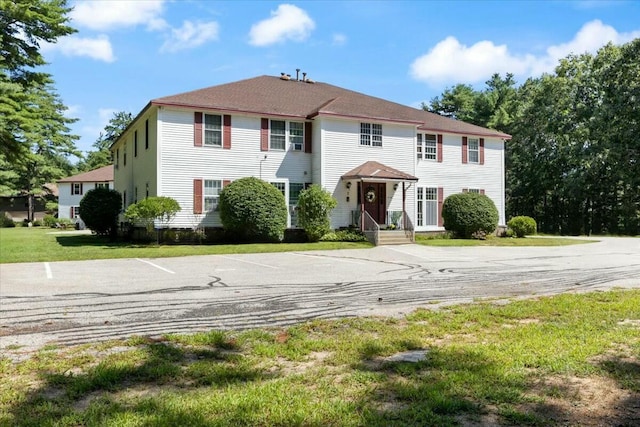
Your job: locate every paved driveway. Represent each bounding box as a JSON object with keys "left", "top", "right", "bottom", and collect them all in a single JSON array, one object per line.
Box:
[{"left": 1, "top": 237, "right": 639, "bottom": 352}]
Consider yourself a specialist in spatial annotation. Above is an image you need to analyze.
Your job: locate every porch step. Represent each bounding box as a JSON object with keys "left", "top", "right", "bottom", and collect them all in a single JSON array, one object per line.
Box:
[{"left": 377, "top": 230, "right": 413, "bottom": 245}]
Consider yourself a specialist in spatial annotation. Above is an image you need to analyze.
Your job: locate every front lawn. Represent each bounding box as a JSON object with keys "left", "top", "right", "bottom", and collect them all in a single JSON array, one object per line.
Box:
[
  {"left": 0, "top": 227, "right": 371, "bottom": 263},
  {"left": 416, "top": 233, "right": 597, "bottom": 246},
  {"left": 1, "top": 290, "right": 638, "bottom": 426}
]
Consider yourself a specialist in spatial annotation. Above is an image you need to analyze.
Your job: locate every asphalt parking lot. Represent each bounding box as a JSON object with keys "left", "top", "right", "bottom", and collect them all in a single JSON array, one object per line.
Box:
[{"left": 1, "top": 237, "right": 639, "bottom": 352}]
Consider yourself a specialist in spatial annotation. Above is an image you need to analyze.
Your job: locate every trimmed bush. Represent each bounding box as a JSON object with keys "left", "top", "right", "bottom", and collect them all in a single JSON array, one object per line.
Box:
[
  {"left": 1, "top": 213, "right": 16, "bottom": 228},
  {"left": 79, "top": 188, "right": 122, "bottom": 237},
  {"left": 297, "top": 184, "right": 338, "bottom": 242},
  {"left": 320, "top": 229, "right": 367, "bottom": 242},
  {"left": 442, "top": 192, "right": 499, "bottom": 238},
  {"left": 219, "top": 177, "right": 288, "bottom": 242},
  {"left": 43, "top": 214, "right": 57, "bottom": 227},
  {"left": 508, "top": 216, "right": 537, "bottom": 238}
]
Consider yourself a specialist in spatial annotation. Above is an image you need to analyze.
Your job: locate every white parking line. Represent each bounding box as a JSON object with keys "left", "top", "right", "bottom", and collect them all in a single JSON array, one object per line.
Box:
[
  {"left": 219, "top": 255, "right": 278, "bottom": 269},
  {"left": 136, "top": 258, "right": 175, "bottom": 274},
  {"left": 290, "top": 252, "right": 366, "bottom": 265},
  {"left": 44, "top": 262, "right": 52, "bottom": 279}
]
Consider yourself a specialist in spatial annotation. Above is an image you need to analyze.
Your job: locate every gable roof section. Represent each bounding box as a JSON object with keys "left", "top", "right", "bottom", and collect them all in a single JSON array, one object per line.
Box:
[
  {"left": 342, "top": 161, "right": 418, "bottom": 182},
  {"left": 152, "top": 76, "right": 511, "bottom": 139},
  {"left": 58, "top": 165, "right": 114, "bottom": 183}
]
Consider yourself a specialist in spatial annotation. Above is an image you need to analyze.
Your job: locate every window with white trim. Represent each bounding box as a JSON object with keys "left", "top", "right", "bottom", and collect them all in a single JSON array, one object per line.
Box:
[
  {"left": 204, "top": 114, "right": 222, "bottom": 146},
  {"left": 204, "top": 180, "right": 222, "bottom": 211},
  {"left": 360, "top": 123, "right": 382, "bottom": 147},
  {"left": 270, "top": 182, "right": 286, "bottom": 197},
  {"left": 72, "top": 206, "right": 80, "bottom": 218},
  {"left": 289, "top": 183, "right": 305, "bottom": 227},
  {"left": 468, "top": 138, "right": 479, "bottom": 163},
  {"left": 270, "top": 120, "right": 286, "bottom": 150},
  {"left": 465, "top": 188, "right": 481, "bottom": 194},
  {"left": 417, "top": 133, "right": 437, "bottom": 161},
  {"left": 289, "top": 122, "right": 304, "bottom": 151},
  {"left": 72, "top": 183, "right": 82, "bottom": 195},
  {"left": 417, "top": 187, "right": 438, "bottom": 226},
  {"left": 95, "top": 183, "right": 108, "bottom": 189}
]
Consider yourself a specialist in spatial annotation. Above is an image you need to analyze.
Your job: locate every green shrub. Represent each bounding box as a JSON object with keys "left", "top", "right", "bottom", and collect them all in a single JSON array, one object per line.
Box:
[
  {"left": 219, "top": 177, "right": 288, "bottom": 242},
  {"left": 320, "top": 229, "right": 367, "bottom": 242},
  {"left": 0, "top": 213, "right": 15, "bottom": 228},
  {"left": 79, "top": 188, "right": 122, "bottom": 237},
  {"left": 43, "top": 214, "right": 57, "bottom": 227},
  {"left": 442, "top": 192, "right": 499, "bottom": 238},
  {"left": 507, "top": 216, "right": 537, "bottom": 238},
  {"left": 297, "top": 184, "right": 337, "bottom": 242}
]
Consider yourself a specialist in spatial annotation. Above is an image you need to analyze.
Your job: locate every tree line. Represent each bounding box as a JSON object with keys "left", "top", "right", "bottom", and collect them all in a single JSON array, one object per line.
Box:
[{"left": 426, "top": 39, "right": 639, "bottom": 235}]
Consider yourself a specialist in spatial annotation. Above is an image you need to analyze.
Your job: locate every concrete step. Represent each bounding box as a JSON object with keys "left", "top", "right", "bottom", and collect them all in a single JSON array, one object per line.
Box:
[{"left": 377, "top": 231, "right": 413, "bottom": 245}]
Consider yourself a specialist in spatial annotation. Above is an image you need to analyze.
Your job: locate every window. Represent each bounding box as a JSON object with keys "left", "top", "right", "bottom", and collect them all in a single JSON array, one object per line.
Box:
[
  {"left": 360, "top": 123, "right": 382, "bottom": 147},
  {"left": 417, "top": 133, "right": 437, "bottom": 161},
  {"left": 116, "top": 148, "right": 120, "bottom": 167},
  {"left": 204, "top": 180, "right": 222, "bottom": 211},
  {"left": 271, "top": 182, "right": 286, "bottom": 197},
  {"left": 289, "top": 183, "right": 305, "bottom": 227},
  {"left": 416, "top": 187, "right": 438, "bottom": 226},
  {"left": 72, "top": 206, "right": 80, "bottom": 218},
  {"left": 134, "top": 187, "right": 138, "bottom": 204},
  {"left": 123, "top": 144, "right": 127, "bottom": 166},
  {"left": 204, "top": 114, "right": 222, "bottom": 146},
  {"left": 134, "top": 131, "right": 138, "bottom": 157},
  {"left": 270, "top": 120, "right": 286, "bottom": 150},
  {"left": 95, "top": 183, "right": 108, "bottom": 189},
  {"left": 468, "top": 138, "right": 479, "bottom": 163},
  {"left": 122, "top": 190, "right": 127, "bottom": 209},
  {"left": 72, "top": 183, "right": 83, "bottom": 195},
  {"left": 145, "top": 119, "right": 149, "bottom": 149},
  {"left": 146, "top": 182, "right": 149, "bottom": 198},
  {"left": 289, "top": 122, "right": 304, "bottom": 151}
]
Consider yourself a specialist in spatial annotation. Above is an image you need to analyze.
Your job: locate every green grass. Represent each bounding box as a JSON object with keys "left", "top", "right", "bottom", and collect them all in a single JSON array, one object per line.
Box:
[
  {"left": 1, "top": 290, "right": 638, "bottom": 426},
  {"left": 415, "top": 233, "right": 597, "bottom": 246},
  {"left": 0, "top": 227, "right": 371, "bottom": 263}
]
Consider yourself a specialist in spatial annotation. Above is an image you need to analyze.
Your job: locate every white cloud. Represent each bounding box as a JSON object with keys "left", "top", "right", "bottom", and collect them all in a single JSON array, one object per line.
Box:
[
  {"left": 332, "top": 33, "right": 347, "bottom": 46},
  {"left": 249, "top": 4, "right": 315, "bottom": 46},
  {"left": 410, "top": 20, "right": 640, "bottom": 85},
  {"left": 70, "top": 0, "right": 166, "bottom": 31},
  {"left": 161, "top": 20, "right": 219, "bottom": 53},
  {"left": 41, "top": 35, "right": 115, "bottom": 62}
]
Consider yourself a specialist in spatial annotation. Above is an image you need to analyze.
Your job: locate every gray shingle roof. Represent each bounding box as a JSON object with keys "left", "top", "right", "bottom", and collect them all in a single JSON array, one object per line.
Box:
[{"left": 152, "top": 76, "right": 511, "bottom": 139}]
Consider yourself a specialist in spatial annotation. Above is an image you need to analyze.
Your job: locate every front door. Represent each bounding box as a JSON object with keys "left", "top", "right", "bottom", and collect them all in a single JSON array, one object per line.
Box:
[{"left": 359, "top": 182, "right": 386, "bottom": 225}]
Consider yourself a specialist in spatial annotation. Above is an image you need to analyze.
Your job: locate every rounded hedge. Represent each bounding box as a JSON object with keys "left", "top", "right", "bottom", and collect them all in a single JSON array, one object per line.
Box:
[
  {"left": 79, "top": 188, "right": 122, "bottom": 236},
  {"left": 507, "top": 215, "right": 537, "bottom": 237},
  {"left": 219, "top": 177, "right": 288, "bottom": 242},
  {"left": 442, "top": 192, "right": 499, "bottom": 238}
]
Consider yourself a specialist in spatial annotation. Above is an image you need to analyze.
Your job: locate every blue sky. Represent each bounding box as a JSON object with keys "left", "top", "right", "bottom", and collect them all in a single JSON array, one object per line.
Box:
[{"left": 40, "top": 0, "right": 640, "bottom": 159}]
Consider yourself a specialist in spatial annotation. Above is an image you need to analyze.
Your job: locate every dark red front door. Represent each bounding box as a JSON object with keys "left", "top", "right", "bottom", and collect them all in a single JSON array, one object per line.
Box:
[{"left": 359, "top": 182, "right": 386, "bottom": 225}]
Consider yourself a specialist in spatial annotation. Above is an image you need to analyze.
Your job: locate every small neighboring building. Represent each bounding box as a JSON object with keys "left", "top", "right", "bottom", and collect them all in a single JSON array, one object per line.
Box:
[
  {"left": 0, "top": 183, "right": 58, "bottom": 223},
  {"left": 58, "top": 165, "right": 114, "bottom": 227}
]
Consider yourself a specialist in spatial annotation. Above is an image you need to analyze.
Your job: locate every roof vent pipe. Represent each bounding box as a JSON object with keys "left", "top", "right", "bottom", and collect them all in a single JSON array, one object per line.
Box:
[
  {"left": 296, "top": 68, "right": 300, "bottom": 81},
  {"left": 302, "top": 72, "right": 307, "bottom": 81}
]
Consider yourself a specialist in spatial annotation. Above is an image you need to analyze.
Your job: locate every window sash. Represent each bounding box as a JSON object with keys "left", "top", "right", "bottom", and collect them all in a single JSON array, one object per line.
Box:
[
  {"left": 360, "top": 122, "right": 382, "bottom": 147},
  {"left": 289, "top": 122, "right": 304, "bottom": 150},
  {"left": 204, "top": 114, "right": 222, "bottom": 146},
  {"left": 417, "top": 187, "right": 438, "bottom": 226},
  {"left": 270, "top": 120, "right": 286, "bottom": 150},
  {"left": 72, "top": 183, "right": 82, "bottom": 195},
  {"left": 204, "top": 179, "right": 222, "bottom": 211},
  {"left": 468, "top": 138, "right": 479, "bottom": 163}
]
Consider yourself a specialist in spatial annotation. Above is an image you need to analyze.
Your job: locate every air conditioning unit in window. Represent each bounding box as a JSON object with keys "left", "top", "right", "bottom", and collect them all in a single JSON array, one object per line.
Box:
[{"left": 291, "top": 143, "right": 303, "bottom": 151}]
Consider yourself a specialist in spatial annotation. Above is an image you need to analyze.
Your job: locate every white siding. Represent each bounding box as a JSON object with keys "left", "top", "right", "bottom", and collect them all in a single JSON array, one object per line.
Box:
[
  {"left": 159, "top": 108, "right": 312, "bottom": 228},
  {"left": 58, "top": 181, "right": 114, "bottom": 222},
  {"left": 317, "top": 117, "right": 416, "bottom": 229},
  {"left": 414, "top": 134, "right": 506, "bottom": 230}
]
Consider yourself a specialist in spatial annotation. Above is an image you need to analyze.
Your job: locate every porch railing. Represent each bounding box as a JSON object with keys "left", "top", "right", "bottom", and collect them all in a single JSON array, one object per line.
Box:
[
  {"left": 402, "top": 211, "right": 415, "bottom": 242},
  {"left": 362, "top": 210, "right": 379, "bottom": 245}
]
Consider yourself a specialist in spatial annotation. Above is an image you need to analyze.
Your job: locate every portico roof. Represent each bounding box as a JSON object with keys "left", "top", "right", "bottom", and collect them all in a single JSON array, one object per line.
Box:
[{"left": 341, "top": 161, "right": 418, "bottom": 182}]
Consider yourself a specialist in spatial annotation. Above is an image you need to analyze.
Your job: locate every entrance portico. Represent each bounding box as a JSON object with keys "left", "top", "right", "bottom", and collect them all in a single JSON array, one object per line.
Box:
[{"left": 341, "top": 161, "right": 418, "bottom": 244}]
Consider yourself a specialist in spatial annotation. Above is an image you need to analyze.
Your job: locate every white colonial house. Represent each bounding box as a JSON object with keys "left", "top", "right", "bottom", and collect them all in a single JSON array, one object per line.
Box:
[
  {"left": 58, "top": 165, "right": 114, "bottom": 227},
  {"left": 111, "top": 74, "right": 510, "bottom": 244}
]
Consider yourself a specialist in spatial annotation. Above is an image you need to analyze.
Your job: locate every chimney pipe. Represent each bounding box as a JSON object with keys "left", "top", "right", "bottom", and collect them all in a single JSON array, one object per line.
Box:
[
  {"left": 296, "top": 68, "right": 300, "bottom": 81},
  {"left": 302, "top": 72, "right": 307, "bottom": 81}
]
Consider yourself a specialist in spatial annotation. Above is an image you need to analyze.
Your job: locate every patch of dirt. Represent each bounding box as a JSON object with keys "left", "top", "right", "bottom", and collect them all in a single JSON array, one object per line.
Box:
[{"left": 269, "top": 351, "right": 332, "bottom": 376}]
